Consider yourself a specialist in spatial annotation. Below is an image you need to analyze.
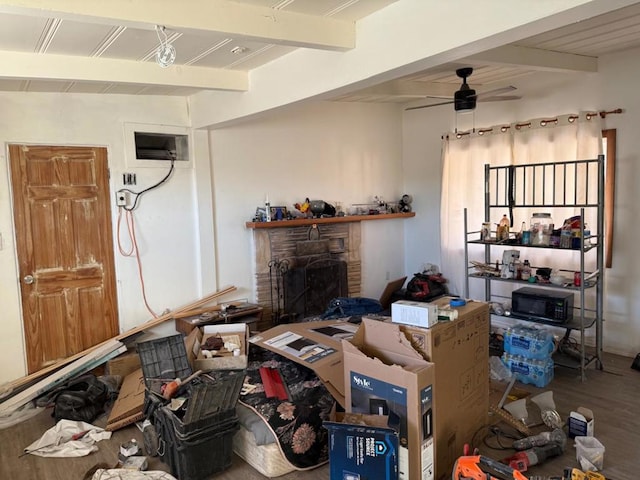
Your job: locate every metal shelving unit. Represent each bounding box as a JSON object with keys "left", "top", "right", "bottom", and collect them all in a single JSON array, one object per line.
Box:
[{"left": 464, "top": 156, "right": 605, "bottom": 380}]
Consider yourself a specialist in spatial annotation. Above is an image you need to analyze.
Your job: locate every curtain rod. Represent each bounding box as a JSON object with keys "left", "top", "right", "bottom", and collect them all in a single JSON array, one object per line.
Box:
[{"left": 441, "top": 108, "right": 623, "bottom": 140}]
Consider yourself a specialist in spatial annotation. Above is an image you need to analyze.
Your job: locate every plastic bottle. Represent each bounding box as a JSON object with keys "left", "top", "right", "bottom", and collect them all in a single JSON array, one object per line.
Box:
[
  {"left": 521, "top": 260, "right": 531, "bottom": 281},
  {"left": 518, "top": 221, "right": 527, "bottom": 244},
  {"left": 265, "top": 195, "right": 271, "bottom": 222},
  {"left": 498, "top": 214, "right": 510, "bottom": 241}
]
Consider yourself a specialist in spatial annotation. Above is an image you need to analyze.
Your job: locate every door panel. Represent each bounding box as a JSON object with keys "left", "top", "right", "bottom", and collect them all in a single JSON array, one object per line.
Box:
[{"left": 9, "top": 145, "right": 119, "bottom": 373}]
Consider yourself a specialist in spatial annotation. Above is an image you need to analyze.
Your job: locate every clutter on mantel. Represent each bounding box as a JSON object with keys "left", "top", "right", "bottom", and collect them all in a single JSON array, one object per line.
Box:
[
  {"left": 246, "top": 211, "right": 415, "bottom": 229},
  {"left": 249, "top": 194, "right": 415, "bottom": 228}
]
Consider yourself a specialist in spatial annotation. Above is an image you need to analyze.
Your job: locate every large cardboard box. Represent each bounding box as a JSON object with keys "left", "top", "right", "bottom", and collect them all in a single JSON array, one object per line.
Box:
[
  {"left": 249, "top": 320, "right": 359, "bottom": 407},
  {"left": 343, "top": 318, "right": 436, "bottom": 480},
  {"left": 391, "top": 297, "right": 490, "bottom": 480}
]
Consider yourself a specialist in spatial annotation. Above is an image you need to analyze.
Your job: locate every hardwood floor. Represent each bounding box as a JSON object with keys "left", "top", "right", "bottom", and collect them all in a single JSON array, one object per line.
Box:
[{"left": 0, "top": 352, "right": 637, "bottom": 480}]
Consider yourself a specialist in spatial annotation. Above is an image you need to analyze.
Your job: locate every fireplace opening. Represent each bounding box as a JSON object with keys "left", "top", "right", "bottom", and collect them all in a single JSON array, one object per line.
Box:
[{"left": 283, "top": 258, "right": 348, "bottom": 321}]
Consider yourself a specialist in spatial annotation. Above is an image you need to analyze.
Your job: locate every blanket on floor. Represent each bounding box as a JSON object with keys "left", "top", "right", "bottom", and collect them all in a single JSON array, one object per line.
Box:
[{"left": 239, "top": 347, "right": 336, "bottom": 470}]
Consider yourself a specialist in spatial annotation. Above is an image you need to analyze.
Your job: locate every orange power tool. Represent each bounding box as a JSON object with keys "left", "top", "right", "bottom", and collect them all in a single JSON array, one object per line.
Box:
[{"left": 453, "top": 455, "right": 529, "bottom": 480}]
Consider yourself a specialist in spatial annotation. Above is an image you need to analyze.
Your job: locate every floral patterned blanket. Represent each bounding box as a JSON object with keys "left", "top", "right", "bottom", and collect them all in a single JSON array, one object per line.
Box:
[{"left": 239, "top": 346, "right": 336, "bottom": 470}]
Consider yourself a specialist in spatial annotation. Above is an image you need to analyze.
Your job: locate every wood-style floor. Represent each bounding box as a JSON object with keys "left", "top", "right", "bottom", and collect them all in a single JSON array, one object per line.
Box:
[{"left": 0, "top": 352, "right": 638, "bottom": 480}]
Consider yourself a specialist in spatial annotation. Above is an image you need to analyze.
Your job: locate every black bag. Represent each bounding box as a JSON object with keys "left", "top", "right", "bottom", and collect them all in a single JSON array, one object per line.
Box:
[
  {"left": 53, "top": 374, "right": 109, "bottom": 423},
  {"left": 406, "top": 272, "right": 448, "bottom": 301},
  {"left": 320, "top": 297, "right": 383, "bottom": 319}
]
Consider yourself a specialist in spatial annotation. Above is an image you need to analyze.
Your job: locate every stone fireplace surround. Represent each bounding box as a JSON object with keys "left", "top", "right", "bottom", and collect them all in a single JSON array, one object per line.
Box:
[
  {"left": 246, "top": 212, "right": 414, "bottom": 330},
  {"left": 251, "top": 222, "right": 361, "bottom": 329}
]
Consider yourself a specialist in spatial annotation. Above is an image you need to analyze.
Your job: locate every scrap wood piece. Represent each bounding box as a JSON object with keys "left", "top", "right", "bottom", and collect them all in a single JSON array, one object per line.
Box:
[
  {"left": 5, "top": 286, "right": 237, "bottom": 393},
  {"left": 0, "top": 340, "right": 126, "bottom": 415}
]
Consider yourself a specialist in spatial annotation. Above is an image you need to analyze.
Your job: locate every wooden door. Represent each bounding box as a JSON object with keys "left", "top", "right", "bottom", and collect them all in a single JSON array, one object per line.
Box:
[{"left": 9, "top": 145, "right": 119, "bottom": 373}]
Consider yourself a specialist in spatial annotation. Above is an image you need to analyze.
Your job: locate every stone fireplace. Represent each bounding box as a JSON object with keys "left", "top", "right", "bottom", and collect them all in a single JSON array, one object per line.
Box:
[{"left": 250, "top": 222, "right": 362, "bottom": 328}]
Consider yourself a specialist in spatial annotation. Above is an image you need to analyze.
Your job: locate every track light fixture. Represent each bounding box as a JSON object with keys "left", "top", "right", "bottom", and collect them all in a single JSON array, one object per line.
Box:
[{"left": 155, "top": 25, "right": 176, "bottom": 68}]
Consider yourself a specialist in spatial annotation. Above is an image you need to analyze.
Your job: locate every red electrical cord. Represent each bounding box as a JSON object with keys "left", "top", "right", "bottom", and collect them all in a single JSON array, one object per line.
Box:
[{"left": 117, "top": 208, "right": 158, "bottom": 318}]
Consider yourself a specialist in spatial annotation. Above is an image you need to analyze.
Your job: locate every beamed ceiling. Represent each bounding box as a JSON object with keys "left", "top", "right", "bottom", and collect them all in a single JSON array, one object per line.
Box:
[{"left": 0, "top": 1, "right": 639, "bottom": 105}]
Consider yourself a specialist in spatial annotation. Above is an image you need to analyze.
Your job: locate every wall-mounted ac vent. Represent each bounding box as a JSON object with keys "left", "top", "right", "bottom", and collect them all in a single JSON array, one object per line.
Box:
[{"left": 134, "top": 132, "right": 189, "bottom": 161}]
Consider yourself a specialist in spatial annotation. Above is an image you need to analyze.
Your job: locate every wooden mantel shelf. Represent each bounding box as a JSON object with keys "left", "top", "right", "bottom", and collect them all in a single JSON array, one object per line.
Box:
[{"left": 246, "top": 212, "right": 415, "bottom": 229}]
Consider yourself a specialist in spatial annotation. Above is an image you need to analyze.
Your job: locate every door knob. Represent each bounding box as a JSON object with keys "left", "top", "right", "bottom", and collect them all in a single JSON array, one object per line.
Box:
[{"left": 23, "top": 274, "right": 34, "bottom": 284}]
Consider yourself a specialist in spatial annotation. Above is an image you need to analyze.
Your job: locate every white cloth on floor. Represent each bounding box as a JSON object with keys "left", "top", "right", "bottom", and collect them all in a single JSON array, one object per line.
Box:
[
  {"left": 24, "top": 419, "right": 111, "bottom": 457},
  {"left": 91, "top": 470, "right": 178, "bottom": 480}
]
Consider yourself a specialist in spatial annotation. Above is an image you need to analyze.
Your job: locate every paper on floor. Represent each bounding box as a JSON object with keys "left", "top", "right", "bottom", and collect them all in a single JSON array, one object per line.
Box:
[{"left": 24, "top": 418, "right": 111, "bottom": 457}]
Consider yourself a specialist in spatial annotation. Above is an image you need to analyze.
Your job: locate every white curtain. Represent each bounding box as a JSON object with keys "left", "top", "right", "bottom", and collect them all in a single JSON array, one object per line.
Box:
[{"left": 441, "top": 113, "right": 603, "bottom": 299}]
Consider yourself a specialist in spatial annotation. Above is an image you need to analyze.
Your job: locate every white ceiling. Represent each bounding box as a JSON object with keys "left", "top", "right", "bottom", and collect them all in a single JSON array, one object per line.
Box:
[{"left": 0, "top": 1, "right": 639, "bottom": 103}]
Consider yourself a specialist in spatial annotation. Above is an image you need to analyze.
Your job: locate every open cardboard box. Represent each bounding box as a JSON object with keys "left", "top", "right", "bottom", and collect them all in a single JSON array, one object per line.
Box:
[
  {"left": 390, "top": 297, "right": 490, "bottom": 480},
  {"left": 343, "top": 318, "right": 435, "bottom": 480},
  {"left": 249, "top": 320, "right": 359, "bottom": 408},
  {"left": 185, "top": 323, "right": 249, "bottom": 371}
]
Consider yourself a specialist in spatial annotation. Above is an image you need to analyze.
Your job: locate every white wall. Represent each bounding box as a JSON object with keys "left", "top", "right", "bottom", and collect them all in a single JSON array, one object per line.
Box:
[
  {"left": 0, "top": 93, "right": 215, "bottom": 383},
  {"left": 402, "top": 46, "right": 640, "bottom": 357},
  {"left": 210, "top": 101, "right": 407, "bottom": 302}
]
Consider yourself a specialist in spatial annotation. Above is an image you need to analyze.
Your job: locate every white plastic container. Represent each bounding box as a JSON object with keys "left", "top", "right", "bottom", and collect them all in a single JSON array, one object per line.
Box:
[
  {"left": 575, "top": 436, "right": 605, "bottom": 470},
  {"left": 530, "top": 212, "right": 553, "bottom": 246}
]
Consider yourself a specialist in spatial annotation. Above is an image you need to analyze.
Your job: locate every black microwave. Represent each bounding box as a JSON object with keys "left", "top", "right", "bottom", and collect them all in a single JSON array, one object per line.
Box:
[{"left": 511, "top": 287, "right": 574, "bottom": 323}]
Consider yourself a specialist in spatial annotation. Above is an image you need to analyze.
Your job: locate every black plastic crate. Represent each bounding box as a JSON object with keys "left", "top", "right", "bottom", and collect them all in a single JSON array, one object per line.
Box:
[
  {"left": 154, "top": 406, "right": 239, "bottom": 480},
  {"left": 163, "top": 406, "right": 238, "bottom": 441},
  {"left": 137, "top": 334, "right": 192, "bottom": 395},
  {"left": 182, "top": 370, "right": 245, "bottom": 425}
]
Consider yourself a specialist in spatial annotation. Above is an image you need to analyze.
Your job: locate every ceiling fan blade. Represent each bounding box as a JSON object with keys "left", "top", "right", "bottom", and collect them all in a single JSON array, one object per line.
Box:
[
  {"left": 405, "top": 99, "right": 454, "bottom": 111},
  {"left": 478, "top": 95, "right": 522, "bottom": 103},
  {"left": 475, "top": 85, "right": 517, "bottom": 98}
]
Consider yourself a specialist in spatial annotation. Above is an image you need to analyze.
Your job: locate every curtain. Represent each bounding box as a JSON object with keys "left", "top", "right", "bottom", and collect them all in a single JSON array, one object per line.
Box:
[{"left": 441, "top": 113, "right": 603, "bottom": 299}]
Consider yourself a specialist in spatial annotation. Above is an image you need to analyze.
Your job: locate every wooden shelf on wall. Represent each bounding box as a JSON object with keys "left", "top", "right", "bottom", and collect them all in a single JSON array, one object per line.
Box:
[{"left": 245, "top": 212, "right": 415, "bottom": 229}]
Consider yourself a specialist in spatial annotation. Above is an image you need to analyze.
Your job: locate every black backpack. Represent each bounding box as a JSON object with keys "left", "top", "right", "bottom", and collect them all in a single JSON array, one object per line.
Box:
[
  {"left": 406, "top": 272, "right": 448, "bottom": 302},
  {"left": 52, "top": 374, "right": 109, "bottom": 423}
]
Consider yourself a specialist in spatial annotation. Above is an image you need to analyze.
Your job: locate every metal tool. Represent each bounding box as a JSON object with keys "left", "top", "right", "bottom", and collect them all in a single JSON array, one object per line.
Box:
[{"left": 452, "top": 455, "right": 528, "bottom": 480}]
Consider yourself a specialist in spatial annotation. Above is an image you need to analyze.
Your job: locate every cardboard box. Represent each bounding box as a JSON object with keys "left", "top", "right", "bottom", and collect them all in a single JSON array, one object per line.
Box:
[
  {"left": 249, "top": 320, "right": 359, "bottom": 407},
  {"left": 106, "top": 351, "right": 142, "bottom": 379},
  {"left": 324, "top": 413, "right": 400, "bottom": 480},
  {"left": 391, "top": 300, "right": 438, "bottom": 328},
  {"left": 185, "top": 323, "right": 250, "bottom": 371},
  {"left": 106, "top": 368, "right": 145, "bottom": 431},
  {"left": 343, "top": 318, "right": 435, "bottom": 480},
  {"left": 568, "top": 407, "right": 594, "bottom": 438},
  {"left": 391, "top": 297, "right": 490, "bottom": 480}
]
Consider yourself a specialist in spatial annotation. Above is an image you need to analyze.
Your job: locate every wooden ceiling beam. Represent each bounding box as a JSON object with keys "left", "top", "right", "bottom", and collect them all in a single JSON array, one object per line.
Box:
[
  {"left": 466, "top": 45, "right": 598, "bottom": 73},
  {"left": 0, "top": 0, "right": 355, "bottom": 51},
  {"left": 0, "top": 50, "right": 248, "bottom": 91}
]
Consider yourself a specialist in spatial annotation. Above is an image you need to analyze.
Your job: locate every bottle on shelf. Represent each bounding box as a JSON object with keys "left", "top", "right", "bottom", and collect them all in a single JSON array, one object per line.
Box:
[
  {"left": 497, "top": 214, "right": 510, "bottom": 241},
  {"left": 518, "top": 221, "right": 528, "bottom": 245},
  {"left": 265, "top": 195, "right": 271, "bottom": 222},
  {"left": 521, "top": 260, "right": 531, "bottom": 281}
]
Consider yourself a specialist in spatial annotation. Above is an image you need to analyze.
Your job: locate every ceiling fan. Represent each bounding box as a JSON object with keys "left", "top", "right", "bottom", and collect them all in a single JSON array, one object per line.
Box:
[{"left": 405, "top": 67, "right": 520, "bottom": 111}]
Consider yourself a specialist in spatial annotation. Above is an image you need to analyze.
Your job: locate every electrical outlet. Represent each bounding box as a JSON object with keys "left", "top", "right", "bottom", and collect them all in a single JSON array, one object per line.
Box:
[{"left": 116, "top": 191, "right": 128, "bottom": 207}]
